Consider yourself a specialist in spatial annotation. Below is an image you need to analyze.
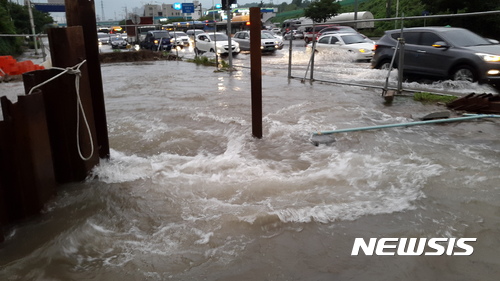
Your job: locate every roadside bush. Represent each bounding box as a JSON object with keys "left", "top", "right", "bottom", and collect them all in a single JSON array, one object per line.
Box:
[{"left": 0, "top": 37, "right": 23, "bottom": 56}]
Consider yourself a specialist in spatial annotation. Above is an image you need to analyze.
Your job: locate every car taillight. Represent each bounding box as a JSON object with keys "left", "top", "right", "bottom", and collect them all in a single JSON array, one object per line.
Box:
[{"left": 374, "top": 44, "right": 379, "bottom": 51}]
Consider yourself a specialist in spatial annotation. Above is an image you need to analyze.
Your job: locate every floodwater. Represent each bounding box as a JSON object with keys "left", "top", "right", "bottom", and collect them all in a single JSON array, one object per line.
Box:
[{"left": 1, "top": 47, "right": 500, "bottom": 280}]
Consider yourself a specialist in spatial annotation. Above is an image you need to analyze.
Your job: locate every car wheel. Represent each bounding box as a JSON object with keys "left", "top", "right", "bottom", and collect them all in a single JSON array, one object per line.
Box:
[
  {"left": 378, "top": 60, "right": 394, "bottom": 70},
  {"left": 452, "top": 65, "right": 476, "bottom": 82},
  {"left": 210, "top": 48, "right": 215, "bottom": 53}
]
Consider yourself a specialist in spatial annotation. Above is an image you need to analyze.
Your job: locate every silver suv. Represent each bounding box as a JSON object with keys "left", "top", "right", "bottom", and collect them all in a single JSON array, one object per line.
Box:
[{"left": 371, "top": 27, "right": 500, "bottom": 86}]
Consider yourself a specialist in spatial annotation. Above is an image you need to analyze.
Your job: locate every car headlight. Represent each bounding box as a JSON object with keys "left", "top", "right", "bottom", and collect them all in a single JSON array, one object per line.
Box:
[
  {"left": 476, "top": 53, "right": 500, "bottom": 62},
  {"left": 154, "top": 39, "right": 159, "bottom": 44}
]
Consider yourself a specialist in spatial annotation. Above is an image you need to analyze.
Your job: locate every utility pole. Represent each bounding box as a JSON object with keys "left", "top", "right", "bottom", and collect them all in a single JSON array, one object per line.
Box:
[
  {"left": 101, "top": 0, "right": 105, "bottom": 22},
  {"left": 26, "top": 0, "right": 38, "bottom": 55}
]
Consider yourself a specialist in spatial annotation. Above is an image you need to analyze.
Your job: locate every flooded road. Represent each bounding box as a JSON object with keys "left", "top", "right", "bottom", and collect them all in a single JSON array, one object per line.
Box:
[{"left": 1, "top": 46, "right": 499, "bottom": 280}]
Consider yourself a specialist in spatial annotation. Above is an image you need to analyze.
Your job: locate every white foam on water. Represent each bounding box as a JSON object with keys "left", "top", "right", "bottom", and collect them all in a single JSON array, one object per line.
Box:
[{"left": 91, "top": 107, "right": 443, "bottom": 229}]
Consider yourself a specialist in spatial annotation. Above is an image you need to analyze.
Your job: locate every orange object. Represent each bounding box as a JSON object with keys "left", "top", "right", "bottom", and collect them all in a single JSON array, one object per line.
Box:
[{"left": 0, "top": 57, "right": 44, "bottom": 76}]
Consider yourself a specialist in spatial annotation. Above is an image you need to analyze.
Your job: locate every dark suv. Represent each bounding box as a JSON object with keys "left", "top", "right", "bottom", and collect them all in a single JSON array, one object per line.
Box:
[
  {"left": 140, "top": 30, "right": 173, "bottom": 51},
  {"left": 371, "top": 27, "right": 500, "bottom": 85}
]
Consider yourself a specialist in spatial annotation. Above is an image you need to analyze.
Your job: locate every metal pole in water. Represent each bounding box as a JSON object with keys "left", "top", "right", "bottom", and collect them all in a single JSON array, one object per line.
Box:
[
  {"left": 226, "top": 5, "right": 233, "bottom": 69},
  {"left": 312, "top": 114, "right": 500, "bottom": 136},
  {"left": 397, "top": 15, "right": 405, "bottom": 94},
  {"left": 309, "top": 23, "right": 316, "bottom": 82},
  {"left": 250, "top": 7, "right": 262, "bottom": 139},
  {"left": 288, "top": 31, "right": 293, "bottom": 79}
]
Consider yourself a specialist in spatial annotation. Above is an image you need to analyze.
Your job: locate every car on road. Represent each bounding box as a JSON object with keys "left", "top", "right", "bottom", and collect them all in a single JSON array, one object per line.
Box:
[
  {"left": 109, "top": 35, "right": 128, "bottom": 49},
  {"left": 194, "top": 32, "right": 240, "bottom": 56},
  {"left": 233, "top": 30, "right": 281, "bottom": 53},
  {"left": 97, "top": 32, "right": 110, "bottom": 45},
  {"left": 307, "top": 33, "right": 375, "bottom": 61},
  {"left": 314, "top": 26, "right": 358, "bottom": 41},
  {"left": 284, "top": 30, "right": 304, "bottom": 40},
  {"left": 262, "top": 30, "right": 284, "bottom": 50},
  {"left": 171, "top": 31, "right": 191, "bottom": 48},
  {"left": 140, "top": 30, "right": 173, "bottom": 51},
  {"left": 371, "top": 26, "right": 500, "bottom": 85},
  {"left": 302, "top": 24, "right": 329, "bottom": 44}
]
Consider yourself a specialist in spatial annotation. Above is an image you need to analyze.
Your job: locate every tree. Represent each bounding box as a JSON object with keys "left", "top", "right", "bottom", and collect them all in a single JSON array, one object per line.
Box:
[
  {"left": 420, "top": 0, "right": 500, "bottom": 39},
  {"left": 291, "top": 0, "right": 303, "bottom": 7},
  {"left": 304, "top": 0, "right": 341, "bottom": 23},
  {"left": 0, "top": 0, "right": 54, "bottom": 55},
  {"left": 0, "top": 0, "right": 22, "bottom": 55}
]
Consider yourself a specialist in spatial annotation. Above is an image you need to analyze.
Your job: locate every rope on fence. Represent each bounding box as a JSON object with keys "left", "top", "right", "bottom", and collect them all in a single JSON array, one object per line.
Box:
[{"left": 27, "top": 60, "right": 94, "bottom": 161}]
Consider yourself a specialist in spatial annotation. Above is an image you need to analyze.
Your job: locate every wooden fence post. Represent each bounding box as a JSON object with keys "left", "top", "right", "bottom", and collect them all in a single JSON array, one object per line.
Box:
[
  {"left": 0, "top": 92, "right": 56, "bottom": 221},
  {"left": 23, "top": 67, "right": 99, "bottom": 183},
  {"left": 64, "top": 0, "right": 110, "bottom": 159}
]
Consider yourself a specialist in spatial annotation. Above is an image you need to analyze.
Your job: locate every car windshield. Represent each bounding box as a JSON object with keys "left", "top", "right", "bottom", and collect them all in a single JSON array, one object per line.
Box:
[
  {"left": 173, "top": 32, "right": 188, "bottom": 37},
  {"left": 153, "top": 31, "right": 170, "bottom": 38},
  {"left": 441, "top": 29, "right": 492, "bottom": 47},
  {"left": 261, "top": 32, "right": 275, "bottom": 39},
  {"left": 323, "top": 27, "right": 356, "bottom": 33},
  {"left": 340, "top": 34, "right": 367, "bottom": 44},
  {"left": 209, "top": 33, "right": 228, "bottom": 41}
]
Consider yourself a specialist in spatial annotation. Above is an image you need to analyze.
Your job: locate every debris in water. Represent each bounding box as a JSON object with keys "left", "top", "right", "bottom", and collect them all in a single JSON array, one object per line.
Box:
[
  {"left": 310, "top": 133, "right": 336, "bottom": 146},
  {"left": 447, "top": 93, "right": 500, "bottom": 114}
]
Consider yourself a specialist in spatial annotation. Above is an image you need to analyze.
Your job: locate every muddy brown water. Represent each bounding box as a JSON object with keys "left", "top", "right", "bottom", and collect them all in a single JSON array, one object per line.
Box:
[{"left": 1, "top": 50, "right": 499, "bottom": 280}]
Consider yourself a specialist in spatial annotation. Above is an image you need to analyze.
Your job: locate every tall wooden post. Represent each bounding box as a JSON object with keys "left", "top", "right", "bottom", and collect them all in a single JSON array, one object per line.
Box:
[
  {"left": 64, "top": 0, "right": 110, "bottom": 159},
  {"left": 250, "top": 7, "right": 262, "bottom": 139}
]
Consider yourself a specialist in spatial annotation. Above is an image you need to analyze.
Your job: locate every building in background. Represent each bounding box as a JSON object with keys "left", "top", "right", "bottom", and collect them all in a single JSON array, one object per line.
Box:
[{"left": 143, "top": 1, "right": 204, "bottom": 23}]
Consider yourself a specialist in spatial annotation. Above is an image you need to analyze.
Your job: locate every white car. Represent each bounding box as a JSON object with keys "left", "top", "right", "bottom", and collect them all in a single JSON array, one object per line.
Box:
[
  {"left": 170, "top": 31, "right": 191, "bottom": 48},
  {"left": 97, "top": 32, "right": 110, "bottom": 45},
  {"left": 194, "top": 32, "right": 240, "bottom": 55},
  {"left": 233, "top": 31, "right": 282, "bottom": 53},
  {"left": 307, "top": 33, "right": 375, "bottom": 61},
  {"left": 262, "top": 30, "right": 284, "bottom": 50}
]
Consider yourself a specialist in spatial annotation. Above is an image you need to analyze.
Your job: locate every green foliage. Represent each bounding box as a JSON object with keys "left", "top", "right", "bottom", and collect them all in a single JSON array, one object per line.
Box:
[
  {"left": 0, "top": 0, "right": 54, "bottom": 56},
  {"left": 339, "top": 0, "right": 500, "bottom": 38},
  {"left": 271, "top": 9, "right": 305, "bottom": 24},
  {"left": 413, "top": 92, "right": 458, "bottom": 103},
  {"left": 5, "top": 1, "right": 53, "bottom": 34},
  {"left": 304, "top": 0, "right": 341, "bottom": 23},
  {"left": 419, "top": 0, "right": 500, "bottom": 39},
  {"left": 0, "top": 1, "right": 22, "bottom": 55},
  {"left": 186, "top": 56, "right": 230, "bottom": 69}
]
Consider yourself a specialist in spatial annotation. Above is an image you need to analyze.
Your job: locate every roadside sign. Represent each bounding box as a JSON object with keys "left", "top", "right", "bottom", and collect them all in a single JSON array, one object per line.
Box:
[{"left": 182, "top": 3, "right": 195, "bottom": 13}]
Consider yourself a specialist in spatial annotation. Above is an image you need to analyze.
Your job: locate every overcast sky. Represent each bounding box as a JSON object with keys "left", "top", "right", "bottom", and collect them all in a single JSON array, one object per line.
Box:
[{"left": 93, "top": 0, "right": 284, "bottom": 22}]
